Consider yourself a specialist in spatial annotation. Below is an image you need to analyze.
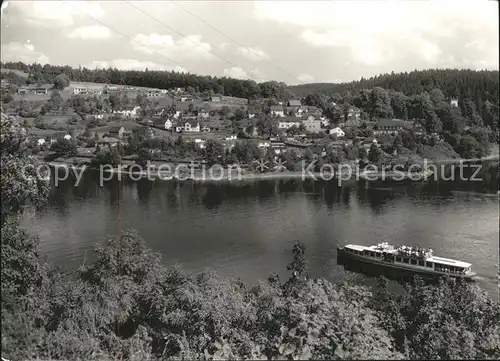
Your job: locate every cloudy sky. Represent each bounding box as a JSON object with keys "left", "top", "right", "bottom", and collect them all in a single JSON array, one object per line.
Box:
[{"left": 1, "top": 0, "right": 498, "bottom": 84}]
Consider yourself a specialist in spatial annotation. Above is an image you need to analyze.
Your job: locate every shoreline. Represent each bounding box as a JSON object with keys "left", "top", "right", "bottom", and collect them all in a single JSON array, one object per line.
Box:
[{"left": 45, "top": 160, "right": 498, "bottom": 188}]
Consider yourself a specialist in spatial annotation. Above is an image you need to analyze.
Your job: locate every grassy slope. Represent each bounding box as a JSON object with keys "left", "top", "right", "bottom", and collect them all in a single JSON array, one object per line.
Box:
[{"left": 0, "top": 68, "right": 29, "bottom": 78}]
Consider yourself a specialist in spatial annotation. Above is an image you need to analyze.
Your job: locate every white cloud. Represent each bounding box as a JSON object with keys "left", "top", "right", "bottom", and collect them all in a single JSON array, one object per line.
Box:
[
  {"left": 255, "top": 0, "right": 498, "bottom": 69},
  {"left": 219, "top": 43, "right": 230, "bottom": 51},
  {"left": 223, "top": 67, "right": 266, "bottom": 81},
  {"left": 67, "top": 25, "right": 111, "bottom": 40},
  {"left": 296, "top": 73, "right": 314, "bottom": 83},
  {"left": 131, "top": 33, "right": 214, "bottom": 60},
  {"left": 7, "top": 1, "right": 105, "bottom": 28},
  {"left": 223, "top": 67, "right": 249, "bottom": 79},
  {"left": 87, "top": 59, "right": 187, "bottom": 73},
  {"left": 236, "top": 47, "right": 269, "bottom": 61},
  {"left": 1, "top": 41, "right": 49, "bottom": 64}
]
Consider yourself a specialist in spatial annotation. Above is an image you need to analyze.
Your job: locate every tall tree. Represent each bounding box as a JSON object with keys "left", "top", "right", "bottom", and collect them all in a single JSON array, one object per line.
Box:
[
  {"left": 53, "top": 73, "right": 69, "bottom": 90},
  {"left": 368, "top": 87, "right": 393, "bottom": 119},
  {"left": 389, "top": 90, "right": 408, "bottom": 119}
]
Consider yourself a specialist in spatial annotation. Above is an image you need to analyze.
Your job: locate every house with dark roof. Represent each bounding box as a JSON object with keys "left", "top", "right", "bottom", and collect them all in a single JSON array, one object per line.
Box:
[
  {"left": 401, "top": 120, "right": 424, "bottom": 135},
  {"left": 108, "top": 126, "right": 125, "bottom": 139},
  {"left": 287, "top": 99, "right": 302, "bottom": 107},
  {"left": 374, "top": 119, "right": 405, "bottom": 135},
  {"left": 154, "top": 119, "right": 173, "bottom": 130}
]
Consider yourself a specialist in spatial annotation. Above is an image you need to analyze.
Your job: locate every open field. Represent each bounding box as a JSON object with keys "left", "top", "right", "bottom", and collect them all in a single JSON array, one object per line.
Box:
[
  {"left": 92, "top": 120, "right": 144, "bottom": 133},
  {"left": 177, "top": 131, "right": 233, "bottom": 140},
  {"left": 0, "top": 68, "right": 29, "bottom": 78},
  {"left": 27, "top": 127, "right": 60, "bottom": 137},
  {"left": 13, "top": 93, "right": 51, "bottom": 102},
  {"left": 69, "top": 81, "right": 166, "bottom": 92}
]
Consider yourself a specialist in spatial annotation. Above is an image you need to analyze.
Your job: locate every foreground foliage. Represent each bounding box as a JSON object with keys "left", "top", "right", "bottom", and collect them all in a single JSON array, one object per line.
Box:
[{"left": 2, "top": 227, "right": 499, "bottom": 360}]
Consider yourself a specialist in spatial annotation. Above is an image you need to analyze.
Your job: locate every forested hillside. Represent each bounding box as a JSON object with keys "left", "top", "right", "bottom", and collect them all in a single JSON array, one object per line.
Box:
[
  {"left": 0, "top": 61, "right": 294, "bottom": 101},
  {"left": 290, "top": 69, "right": 499, "bottom": 108}
]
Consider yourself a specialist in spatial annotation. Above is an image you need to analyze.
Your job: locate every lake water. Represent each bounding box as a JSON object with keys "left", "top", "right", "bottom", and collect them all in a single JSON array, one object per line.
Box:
[{"left": 22, "top": 172, "right": 499, "bottom": 297}]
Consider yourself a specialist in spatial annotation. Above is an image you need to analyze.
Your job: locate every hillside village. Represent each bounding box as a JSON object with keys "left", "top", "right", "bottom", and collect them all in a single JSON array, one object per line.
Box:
[{"left": 0, "top": 64, "right": 497, "bottom": 172}]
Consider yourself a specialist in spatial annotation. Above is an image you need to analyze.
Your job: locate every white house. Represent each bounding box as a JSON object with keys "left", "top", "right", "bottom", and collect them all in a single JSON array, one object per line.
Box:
[
  {"left": 329, "top": 127, "right": 345, "bottom": 138},
  {"left": 450, "top": 98, "right": 459, "bottom": 107},
  {"left": 278, "top": 120, "right": 301, "bottom": 129},
  {"left": 72, "top": 87, "right": 87, "bottom": 95},
  {"left": 37, "top": 138, "right": 46, "bottom": 146},
  {"left": 194, "top": 138, "right": 206, "bottom": 149},
  {"left": 270, "top": 106, "right": 285, "bottom": 117},
  {"left": 113, "top": 106, "right": 141, "bottom": 118},
  {"left": 258, "top": 141, "right": 270, "bottom": 148},
  {"left": 172, "top": 110, "right": 182, "bottom": 119},
  {"left": 224, "top": 135, "right": 237, "bottom": 140},
  {"left": 302, "top": 117, "right": 322, "bottom": 133},
  {"left": 294, "top": 108, "right": 305, "bottom": 117},
  {"left": 164, "top": 119, "right": 173, "bottom": 130},
  {"left": 146, "top": 90, "right": 162, "bottom": 97},
  {"left": 175, "top": 121, "right": 200, "bottom": 133},
  {"left": 198, "top": 109, "right": 210, "bottom": 119},
  {"left": 63, "top": 134, "right": 72, "bottom": 141}
]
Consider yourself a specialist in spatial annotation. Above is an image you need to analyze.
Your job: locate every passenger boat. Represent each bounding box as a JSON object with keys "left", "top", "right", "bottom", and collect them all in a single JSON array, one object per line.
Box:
[{"left": 337, "top": 242, "right": 476, "bottom": 279}]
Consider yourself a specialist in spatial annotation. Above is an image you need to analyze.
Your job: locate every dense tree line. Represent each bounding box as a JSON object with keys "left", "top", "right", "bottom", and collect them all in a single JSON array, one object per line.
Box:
[
  {"left": 290, "top": 69, "right": 499, "bottom": 108},
  {"left": 1, "top": 61, "right": 295, "bottom": 101}
]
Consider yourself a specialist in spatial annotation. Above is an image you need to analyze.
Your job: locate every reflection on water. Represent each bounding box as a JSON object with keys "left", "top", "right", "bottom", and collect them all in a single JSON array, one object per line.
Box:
[{"left": 23, "top": 171, "right": 499, "bottom": 297}]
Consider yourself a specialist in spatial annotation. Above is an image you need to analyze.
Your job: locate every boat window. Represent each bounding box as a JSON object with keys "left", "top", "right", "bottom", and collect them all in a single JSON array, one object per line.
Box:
[
  {"left": 426, "top": 262, "right": 433, "bottom": 268},
  {"left": 370, "top": 251, "right": 375, "bottom": 257},
  {"left": 410, "top": 259, "right": 417, "bottom": 265},
  {"left": 418, "top": 260, "right": 425, "bottom": 266},
  {"left": 403, "top": 257, "right": 409, "bottom": 263}
]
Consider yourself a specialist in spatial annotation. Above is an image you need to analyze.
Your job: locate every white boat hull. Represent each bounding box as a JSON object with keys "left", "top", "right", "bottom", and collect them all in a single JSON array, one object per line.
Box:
[{"left": 337, "top": 246, "right": 477, "bottom": 279}]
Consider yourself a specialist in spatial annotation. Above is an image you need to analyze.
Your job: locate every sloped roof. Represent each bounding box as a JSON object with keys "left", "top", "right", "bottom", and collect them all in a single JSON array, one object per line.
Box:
[
  {"left": 278, "top": 116, "right": 302, "bottom": 123},
  {"left": 97, "top": 137, "right": 120, "bottom": 143},
  {"left": 288, "top": 100, "right": 301, "bottom": 107},
  {"left": 377, "top": 119, "right": 405, "bottom": 127},
  {"left": 109, "top": 126, "right": 125, "bottom": 133}
]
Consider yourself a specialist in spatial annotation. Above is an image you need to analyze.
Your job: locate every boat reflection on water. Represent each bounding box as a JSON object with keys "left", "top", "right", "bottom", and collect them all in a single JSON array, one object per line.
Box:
[{"left": 336, "top": 252, "right": 478, "bottom": 286}]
